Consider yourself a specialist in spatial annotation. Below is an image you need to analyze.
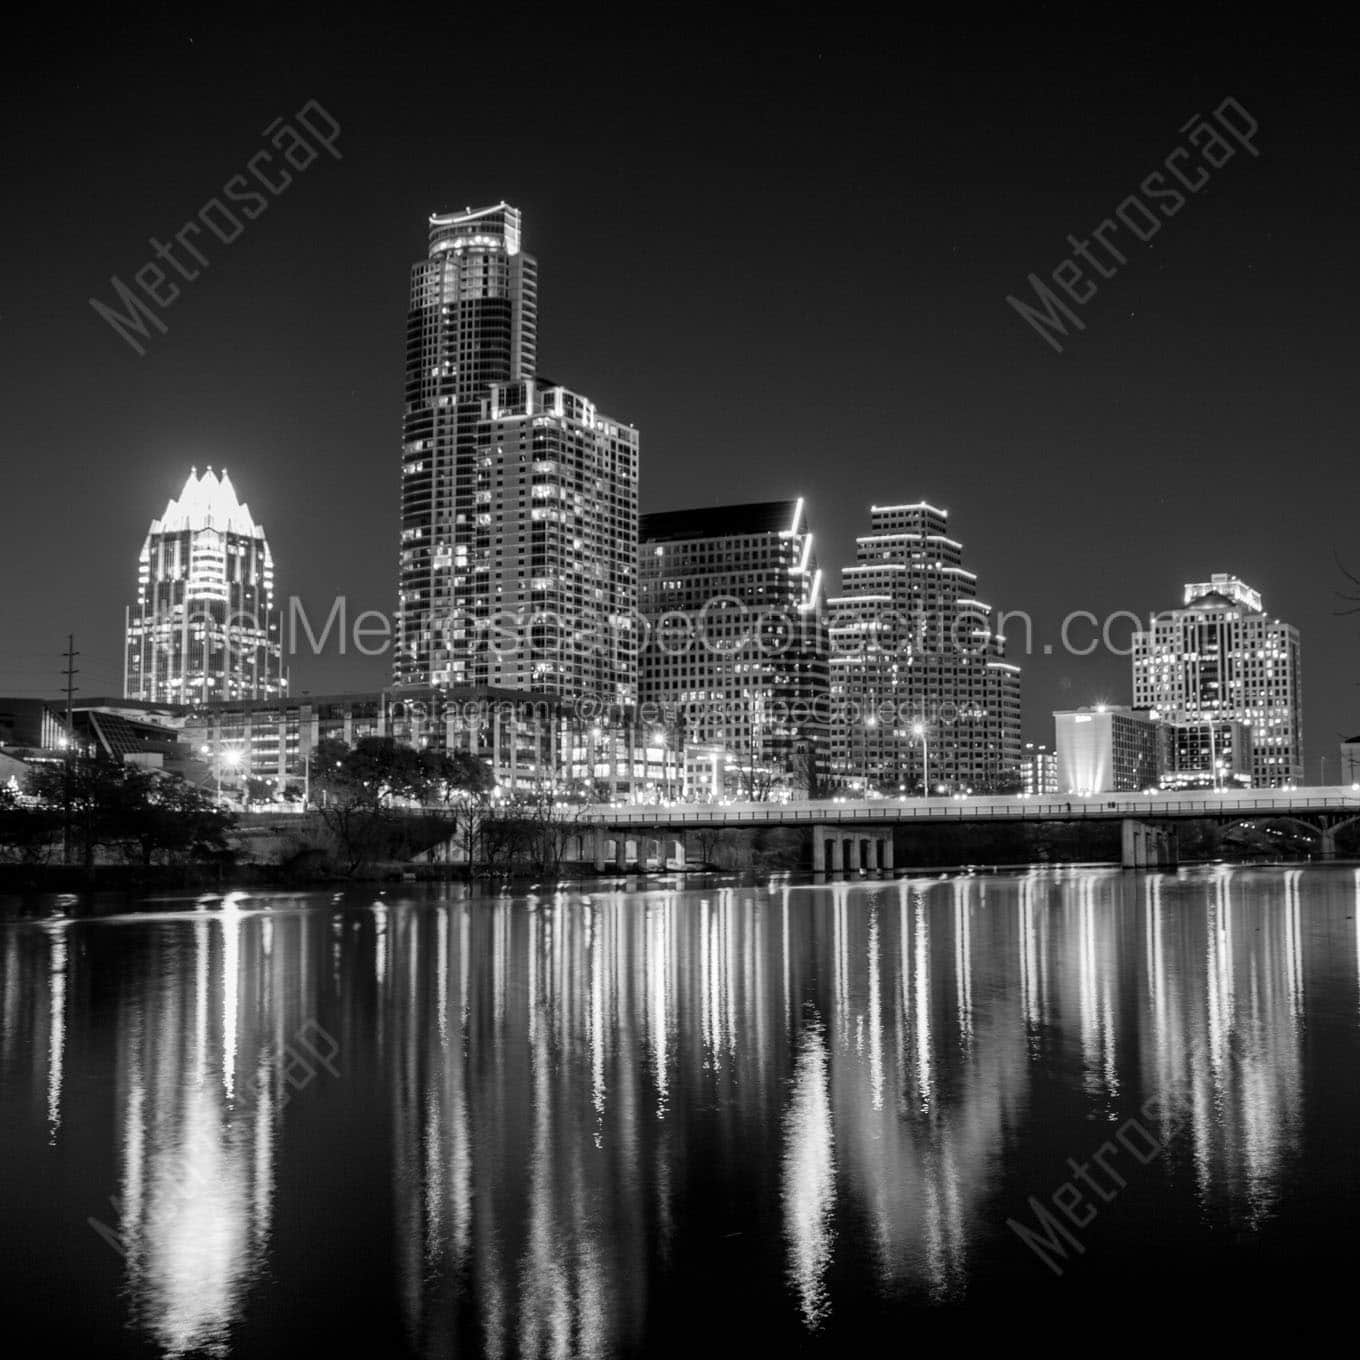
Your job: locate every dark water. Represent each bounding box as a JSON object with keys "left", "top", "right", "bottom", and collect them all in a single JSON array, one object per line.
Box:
[{"left": 3, "top": 865, "right": 1359, "bottom": 1354}]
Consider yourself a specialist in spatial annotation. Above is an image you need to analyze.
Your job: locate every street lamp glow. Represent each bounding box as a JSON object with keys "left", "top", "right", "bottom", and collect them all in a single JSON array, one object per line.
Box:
[{"left": 911, "top": 722, "right": 930, "bottom": 796}]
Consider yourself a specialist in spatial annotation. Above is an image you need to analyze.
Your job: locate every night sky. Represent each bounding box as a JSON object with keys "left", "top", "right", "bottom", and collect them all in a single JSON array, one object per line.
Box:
[{"left": 2, "top": 9, "right": 1356, "bottom": 769}]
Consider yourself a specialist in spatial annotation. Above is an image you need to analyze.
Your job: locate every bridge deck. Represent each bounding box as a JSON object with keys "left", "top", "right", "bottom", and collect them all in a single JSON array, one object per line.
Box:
[{"left": 580, "top": 788, "right": 1360, "bottom": 828}]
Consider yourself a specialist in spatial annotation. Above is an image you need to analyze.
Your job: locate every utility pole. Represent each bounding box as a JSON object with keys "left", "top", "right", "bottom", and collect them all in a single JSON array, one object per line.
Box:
[{"left": 61, "top": 634, "right": 79, "bottom": 865}]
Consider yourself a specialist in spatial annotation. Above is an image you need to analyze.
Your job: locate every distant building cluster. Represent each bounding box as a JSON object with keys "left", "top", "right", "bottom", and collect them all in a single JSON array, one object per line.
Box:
[
  {"left": 4, "top": 206, "right": 1334, "bottom": 808},
  {"left": 1053, "top": 574, "right": 1305, "bottom": 793}
]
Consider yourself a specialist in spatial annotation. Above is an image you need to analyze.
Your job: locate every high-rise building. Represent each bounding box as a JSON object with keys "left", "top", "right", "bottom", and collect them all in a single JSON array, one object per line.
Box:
[
  {"left": 463, "top": 379, "right": 638, "bottom": 702},
  {"left": 1053, "top": 706, "right": 1160, "bottom": 794},
  {"left": 396, "top": 203, "right": 539, "bottom": 688},
  {"left": 1132, "top": 574, "right": 1302, "bottom": 787},
  {"left": 826, "top": 502, "right": 1021, "bottom": 793},
  {"left": 124, "top": 468, "right": 285, "bottom": 704},
  {"left": 393, "top": 202, "right": 637, "bottom": 712},
  {"left": 639, "top": 500, "right": 827, "bottom": 798}
]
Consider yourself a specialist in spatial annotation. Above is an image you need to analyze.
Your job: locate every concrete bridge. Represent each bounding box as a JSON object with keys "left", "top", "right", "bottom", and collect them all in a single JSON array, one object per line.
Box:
[{"left": 574, "top": 787, "right": 1360, "bottom": 871}]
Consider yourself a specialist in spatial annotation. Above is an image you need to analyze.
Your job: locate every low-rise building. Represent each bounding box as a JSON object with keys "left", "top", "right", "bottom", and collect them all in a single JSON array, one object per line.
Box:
[{"left": 1054, "top": 706, "right": 1160, "bottom": 794}]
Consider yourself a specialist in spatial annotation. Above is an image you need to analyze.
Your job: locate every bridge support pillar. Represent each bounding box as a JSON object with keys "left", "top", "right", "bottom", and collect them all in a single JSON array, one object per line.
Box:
[
  {"left": 592, "top": 831, "right": 608, "bottom": 873},
  {"left": 1319, "top": 827, "right": 1338, "bottom": 861},
  {"left": 829, "top": 835, "right": 844, "bottom": 875},
  {"left": 615, "top": 835, "right": 629, "bottom": 872},
  {"left": 1121, "top": 819, "right": 1178, "bottom": 869},
  {"left": 812, "top": 826, "right": 828, "bottom": 874},
  {"left": 880, "top": 835, "right": 894, "bottom": 872}
]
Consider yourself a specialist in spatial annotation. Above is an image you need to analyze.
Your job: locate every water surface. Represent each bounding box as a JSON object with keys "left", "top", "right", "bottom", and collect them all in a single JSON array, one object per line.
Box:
[{"left": 3, "top": 865, "right": 1359, "bottom": 1354}]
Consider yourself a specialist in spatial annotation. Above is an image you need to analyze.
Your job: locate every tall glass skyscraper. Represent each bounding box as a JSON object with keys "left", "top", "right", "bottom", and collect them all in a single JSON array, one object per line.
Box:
[
  {"left": 396, "top": 202, "right": 540, "bottom": 687},
  {"left": 395, "top": 202, "right": 639, "bottom": 706},
  {"left": 123, "top": 468, "right": 285, "bottom": 704}
]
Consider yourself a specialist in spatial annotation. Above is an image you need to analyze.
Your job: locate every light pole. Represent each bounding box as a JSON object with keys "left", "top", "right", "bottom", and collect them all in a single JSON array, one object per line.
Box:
[{"left": 912, "top": 721, "right": 930, "bottom": 797}]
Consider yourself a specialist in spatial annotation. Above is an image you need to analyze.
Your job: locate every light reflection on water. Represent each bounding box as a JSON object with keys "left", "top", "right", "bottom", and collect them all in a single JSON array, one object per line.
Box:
[{"left": 2, "top": 865, "right": 1360, "bottom": 1354}]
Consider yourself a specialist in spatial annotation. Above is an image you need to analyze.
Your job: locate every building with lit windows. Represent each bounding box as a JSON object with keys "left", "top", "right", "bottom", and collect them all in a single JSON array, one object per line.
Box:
[
  {"left": 1132, "top": 574, "right": 1302, "bottom": 787},
  {"left": 183, "top": 688, "right": 681, "bottom": 801},
  {"left": 1020, "top": 741, "right": 1058, "bottom": 795},
  {"left": 462, "top": 378, "right": 638, "bottom": 702},
  {"left": 1054, "top": 706, "right": 1161, "bottom": 794},
  {"left": 123, "top": 468, "right": 285, "bottom": 704},
  {"left": 826, "top": 502, "right": 1021, "bottom": 793},
  {"left": 397, "top": 203, "right": 539, "bottom": 687},
  {"left": 1160, "top": 718, "right": 1254, "bottom": 790},
  {"left": 639, "top": 500, "right": 828, "bottom": 799}
]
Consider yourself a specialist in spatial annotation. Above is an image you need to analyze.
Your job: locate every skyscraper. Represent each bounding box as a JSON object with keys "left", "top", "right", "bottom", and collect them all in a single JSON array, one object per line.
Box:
[
  {"left": 396, "top": 202, "right": 539, "bottom": 688},
  {"left": 638, "top": 500, "right": 827, "bottom": 798},
  {"left": 124, "top": 468, "right": 285, "bottom": 704},
  {"left": 827, "top": 502, "right": 1021, "bottom": 793},
  {"left": 1131, "top": 573, "right": 1302, "bottom": 787},
  {"left": 467, "top": 378, "right": 638, "bottom": 702}
]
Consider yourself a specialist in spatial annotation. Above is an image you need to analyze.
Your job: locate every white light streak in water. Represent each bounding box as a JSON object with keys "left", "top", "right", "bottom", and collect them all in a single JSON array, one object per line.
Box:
[
  {"left": 591, "top": 901, "right": 606, "bottom": 1141},
  {"left": 650, "top": 899, "right": 669, "bottom": 1118},
  {"left": 914, "top": 888, "right": 934, "bottom": 1112},
  {"left": 219, "top": 898, "right": 242, "bottom": 1101},
  {"left": 953, "top": 879, "right": 973, "bottom": 1052},
  {"left": 1283, "top": 868, "right": 1303, "bottom": 1021},
  {"left": 782, "top": 1018, "right": 835, "bottom": 1330},
  {"left": 1019, "top": 872, "right": 1039, "bottom": 1041},
  {"left": 867, "top": 905, "right": 883, "bottom": 1110},
  {"left": 46, "top": 923, "right": 67, "bottom": 1143}
]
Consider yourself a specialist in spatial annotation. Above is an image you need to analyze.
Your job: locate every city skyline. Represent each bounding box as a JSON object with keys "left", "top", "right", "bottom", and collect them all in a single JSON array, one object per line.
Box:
[{"left": 1, "top": 14, "right": 1356, "bottom": 771}]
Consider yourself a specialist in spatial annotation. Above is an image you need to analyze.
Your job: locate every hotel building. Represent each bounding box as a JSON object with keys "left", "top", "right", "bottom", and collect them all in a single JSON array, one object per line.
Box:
[
  {"left": 1054, "top": 706, "right": 1161, "bottom": 794},
  {"left": 123, "top": 468, "right": 285, "bottom": 704},
  {"left": 1132, "top": 574, "right": 1302, "bottom": 787},
  {"left": 638, "top": 500, "right": 827, "bottom": 799},
  {"left": 826, "top": 502, "right": 1021, "bottom": 793}
]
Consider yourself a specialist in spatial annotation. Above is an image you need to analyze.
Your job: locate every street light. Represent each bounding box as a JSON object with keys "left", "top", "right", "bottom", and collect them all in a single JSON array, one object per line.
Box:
[
  {"left": 911, "top": 721, "right": 930, "bottom": 796},
  {"left": 218, "top": 747, "right": 241, "bottom": 803}
]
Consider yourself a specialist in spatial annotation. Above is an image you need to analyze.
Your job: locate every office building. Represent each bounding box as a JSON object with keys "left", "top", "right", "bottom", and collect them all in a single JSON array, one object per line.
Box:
[
  {"left": 639, "top": 500, "right": 827, "bottom": 799},
  {"left": 1160, "top": 719, "right": 1254, "bottom": 790},
  {"left": 1054, "top": 706, "right": 1160, "bottom": 794},
  {"left": 123, "top": 468, "right": 286, "bottom": 704},
  {"left": 827, "top": 502, "right": 1021, "bottom": 793},
  {"left": 1132, "top": 574, "right": 1302, "bottom": 787}
]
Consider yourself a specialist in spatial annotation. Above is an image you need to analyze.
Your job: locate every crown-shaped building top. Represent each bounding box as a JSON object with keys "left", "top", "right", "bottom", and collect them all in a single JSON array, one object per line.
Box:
[{"left": 153, "top": 466, "right": 260, "bottom": 537}]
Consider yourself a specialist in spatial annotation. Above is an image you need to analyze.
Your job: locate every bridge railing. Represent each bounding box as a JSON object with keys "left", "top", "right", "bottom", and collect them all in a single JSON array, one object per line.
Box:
[{"left": 577, "top": 789, "right": 1360, "bottom": 826}]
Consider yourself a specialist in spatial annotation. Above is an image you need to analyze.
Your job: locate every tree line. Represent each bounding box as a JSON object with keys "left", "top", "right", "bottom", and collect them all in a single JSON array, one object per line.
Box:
[{"left": 0, "top": 760, "right": 234, "bottom": 867}]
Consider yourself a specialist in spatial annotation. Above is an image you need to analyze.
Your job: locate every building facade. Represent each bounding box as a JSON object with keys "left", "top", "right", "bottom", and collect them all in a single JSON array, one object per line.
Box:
[
  {"left": 1054, "top": 706, "right": 1161, "bottom": 794},
  {"left": 1160, "top": 719, "right": 1254, "bottom": 790},
  {"left": 826, "top": 502, "right": 1021, "bottom": 793},
  {"left": 463, "top": 379, "right": 638, "bottom": 702},
  {"left": 1020, "top": 741, "right": 1058, "bottom": 795},
  {"left": 638, "top": 500, "right": 828, "bottom": 799},
  {"left": 184, "top": 688, "right": 682, "bottom": 801},
  {"left": 1132, "top": 574, "right": 1302, "bottom": 787},
  {"left": 124, "top": 468, "right": 285, "bottom": 704},
  {"left": 1339, "top": 736, "right": 1360, "bottom": 785},
  {"left": 396, "top": 202, "right": 538, "bottom": 687}
]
